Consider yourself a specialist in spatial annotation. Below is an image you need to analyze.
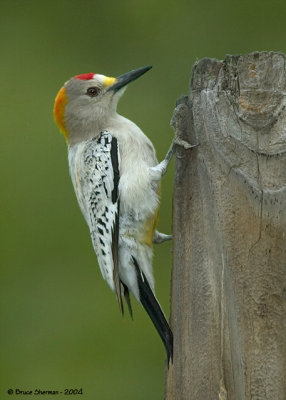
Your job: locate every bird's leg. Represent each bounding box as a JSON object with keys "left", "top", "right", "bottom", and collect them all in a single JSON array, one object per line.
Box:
[
  {"left": 150, "top": 136, "right": 198, "bottom": 181},
  {"left": 150, "top": 142, "right": 174, "bottom": 181},
  {"left": 153, "top": 230, "right": 172, "bottom": 244}
]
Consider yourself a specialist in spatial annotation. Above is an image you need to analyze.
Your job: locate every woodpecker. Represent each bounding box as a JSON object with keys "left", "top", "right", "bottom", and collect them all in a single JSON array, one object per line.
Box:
[{"left": 53, "top": 66, "right": 173, "bottom": 361}]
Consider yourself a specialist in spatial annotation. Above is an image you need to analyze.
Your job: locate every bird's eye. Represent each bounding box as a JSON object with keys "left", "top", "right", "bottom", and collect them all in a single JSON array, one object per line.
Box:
[{"left": 86, "top": 87, "right": 100, "bottom": 97}]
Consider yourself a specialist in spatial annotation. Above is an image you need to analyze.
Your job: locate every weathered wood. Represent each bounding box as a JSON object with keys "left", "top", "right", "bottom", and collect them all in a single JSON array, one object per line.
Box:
[{"left": 166, "top": 52, "right": 286, "bottom": 400}]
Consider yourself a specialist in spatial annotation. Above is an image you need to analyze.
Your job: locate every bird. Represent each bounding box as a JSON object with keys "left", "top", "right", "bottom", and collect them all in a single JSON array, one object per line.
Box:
[{"left": 53, "top": 66, "right": 173, "bottom": 361}]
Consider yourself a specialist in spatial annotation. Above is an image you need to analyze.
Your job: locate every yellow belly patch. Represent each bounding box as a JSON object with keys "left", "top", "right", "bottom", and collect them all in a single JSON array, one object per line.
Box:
[
  {"left": 141, "top": 208, "right": 159, "bottom": 247},
  {"left": 141, "top": 184, "right": 161, "bottom": 246}
]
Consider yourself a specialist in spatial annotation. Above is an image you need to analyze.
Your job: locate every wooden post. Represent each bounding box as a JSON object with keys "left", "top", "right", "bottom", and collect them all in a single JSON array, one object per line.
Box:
[{"left": 166, "top": 51, "right": 286, "bottom": 400}]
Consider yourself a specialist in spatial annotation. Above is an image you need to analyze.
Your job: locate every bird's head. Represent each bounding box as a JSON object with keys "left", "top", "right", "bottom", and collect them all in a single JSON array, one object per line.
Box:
[{"left": 53, "top": 66, "right": 152, "bottom": 143}]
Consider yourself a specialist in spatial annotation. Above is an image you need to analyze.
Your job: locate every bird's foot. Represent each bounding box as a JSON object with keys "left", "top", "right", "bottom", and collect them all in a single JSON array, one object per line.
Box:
[
  {"left": 173, "top": 138, "right": 199, "bottom": 149},
  {"left": 153, "top": 230, "right": 172, "bottom": 244}
]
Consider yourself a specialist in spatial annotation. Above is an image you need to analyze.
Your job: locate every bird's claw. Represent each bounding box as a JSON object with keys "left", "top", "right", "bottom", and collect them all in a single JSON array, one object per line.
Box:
[
  {"left": 173, "top": 138, "right": 199, "bottom": 149},
  {"left": 153, "top": 231, "right": 172, "bottom": 244}
]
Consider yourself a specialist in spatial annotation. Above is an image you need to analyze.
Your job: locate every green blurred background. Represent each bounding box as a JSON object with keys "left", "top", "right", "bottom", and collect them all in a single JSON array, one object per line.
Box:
[{"left": 1, "top": 0, "right": 286, "bottom": 399}]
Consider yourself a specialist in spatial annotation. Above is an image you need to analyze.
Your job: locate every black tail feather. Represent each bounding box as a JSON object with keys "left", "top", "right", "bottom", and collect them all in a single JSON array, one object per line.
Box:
[
  {"left": 121, "top": 281, "right": 133, "bottom": 319},
  {"left": 132, "top": 257, "right": 173, "bottom": 362}
]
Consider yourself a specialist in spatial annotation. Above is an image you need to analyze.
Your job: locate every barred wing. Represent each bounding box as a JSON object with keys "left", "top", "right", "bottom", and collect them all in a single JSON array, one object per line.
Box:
[{"left": 80, "top": 131, "right": 122, "bottom": 312}]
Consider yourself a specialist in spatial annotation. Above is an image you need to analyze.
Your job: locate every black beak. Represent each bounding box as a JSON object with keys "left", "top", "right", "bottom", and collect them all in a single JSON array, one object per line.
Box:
[{"left": 109, "top": 65, "right": 152, "bottom": 92}]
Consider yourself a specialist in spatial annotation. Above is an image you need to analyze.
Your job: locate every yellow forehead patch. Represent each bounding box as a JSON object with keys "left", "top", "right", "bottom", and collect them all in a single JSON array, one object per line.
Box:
[
  {"left": 103, "top": 76, "right": 116, "bottom": 87},
  {"left": 53, "top": 87, "right": 68, "bottom": 140}
]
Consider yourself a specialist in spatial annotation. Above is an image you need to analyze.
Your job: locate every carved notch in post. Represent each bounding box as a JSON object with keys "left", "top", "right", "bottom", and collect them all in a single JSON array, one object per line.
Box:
[{"left": 166, "top": 52, "right": 286, "bottom": 400}]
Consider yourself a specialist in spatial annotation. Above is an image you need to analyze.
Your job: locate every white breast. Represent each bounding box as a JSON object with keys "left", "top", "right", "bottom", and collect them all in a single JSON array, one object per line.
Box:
[{"left": 107, "top": 115, "right": 160, "bottom": 219}]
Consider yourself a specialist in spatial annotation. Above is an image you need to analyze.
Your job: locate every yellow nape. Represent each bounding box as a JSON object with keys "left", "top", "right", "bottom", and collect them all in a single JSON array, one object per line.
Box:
[
  {"left": 53, "top": 87, "right": 68, "bottom": 140},
  {"left": 142, "top": 208, "right": 159, "bottom": 247},
  {"left": 103, "top": 76, "right": 116, "bottom": 87}
]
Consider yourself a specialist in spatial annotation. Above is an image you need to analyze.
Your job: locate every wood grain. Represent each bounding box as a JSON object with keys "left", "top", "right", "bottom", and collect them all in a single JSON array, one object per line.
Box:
[{"left": 166, "top": 52, "right": 286, "bottom": 400}]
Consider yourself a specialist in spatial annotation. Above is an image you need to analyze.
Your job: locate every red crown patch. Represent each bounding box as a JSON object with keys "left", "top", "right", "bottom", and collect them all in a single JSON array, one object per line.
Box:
[{"left": 74, "top": 73, "right": 95, "bottom": 80}]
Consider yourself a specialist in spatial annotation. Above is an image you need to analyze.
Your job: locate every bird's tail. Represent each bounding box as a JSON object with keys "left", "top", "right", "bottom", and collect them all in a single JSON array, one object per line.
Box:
[{"left": 132, "top": 257, "right": 173, "bottom": 362}]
